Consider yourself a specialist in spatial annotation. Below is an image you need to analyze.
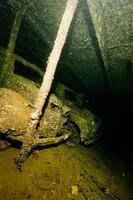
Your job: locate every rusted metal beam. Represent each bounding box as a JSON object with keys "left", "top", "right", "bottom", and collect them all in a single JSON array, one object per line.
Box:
[
  {"left": 0, "top": 10, "right": 22, "bottom": 86},
  {"left": 14, "top": 54, "right": 44, "bottom": 77}
]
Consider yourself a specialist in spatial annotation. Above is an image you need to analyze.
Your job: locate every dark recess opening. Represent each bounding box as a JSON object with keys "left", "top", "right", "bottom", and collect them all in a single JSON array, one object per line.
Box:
[
  {"left": 14, "top": 19, "right": 50, "bottom": 69},
  {"left": 0, "top": 3, "right": 15, "bottom": 48},
  {"left": 88, "top": 93, "right": 133, "bottom": 165},
  {"left": 14, "top": 60, "right": 42, "bottom": 84}
]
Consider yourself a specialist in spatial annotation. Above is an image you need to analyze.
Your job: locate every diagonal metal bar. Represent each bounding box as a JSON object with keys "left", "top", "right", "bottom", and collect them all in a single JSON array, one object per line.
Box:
[
  {"left": 15, "top": 0, "right": 79, "bottom": 169},
  {"left": 82, "top": 0, "right": 111, "bottom": 93}
]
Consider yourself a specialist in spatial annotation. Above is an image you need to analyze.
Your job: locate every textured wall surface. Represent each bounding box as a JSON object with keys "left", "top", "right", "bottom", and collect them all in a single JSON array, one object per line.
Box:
[{"left": 88, "top": 0, "right": 133, "bottom": 96}]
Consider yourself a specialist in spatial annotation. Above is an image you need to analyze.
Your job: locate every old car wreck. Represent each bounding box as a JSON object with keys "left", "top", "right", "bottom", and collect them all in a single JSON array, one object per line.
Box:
[
  {"left": 0, "top": 0, "right": 133, "bottom": 200},
  {"left": 0, "top": 87, "right": 101, "bottom": 164},
  {"left": 0, "top": 0, "right": 101, "bottom": 170}
]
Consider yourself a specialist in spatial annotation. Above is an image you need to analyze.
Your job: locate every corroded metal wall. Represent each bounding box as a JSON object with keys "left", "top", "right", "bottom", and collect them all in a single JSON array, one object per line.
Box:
[
  {"left": 0, "top": 0, "right": 133, "bottom": 98},
  {"left": 88, "top": 0, "right": 133, "bottom": 96}
]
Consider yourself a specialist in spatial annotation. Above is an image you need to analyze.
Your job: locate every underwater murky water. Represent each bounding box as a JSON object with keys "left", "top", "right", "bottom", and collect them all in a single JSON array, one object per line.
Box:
[{"left": 0, "top": 141, "right": 132, "bottom": 200}]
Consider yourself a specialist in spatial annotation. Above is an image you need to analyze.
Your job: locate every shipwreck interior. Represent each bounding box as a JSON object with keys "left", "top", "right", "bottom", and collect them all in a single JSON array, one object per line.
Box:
[{"left": 0, "top": 0, "right": 133, "bottom": 200}]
